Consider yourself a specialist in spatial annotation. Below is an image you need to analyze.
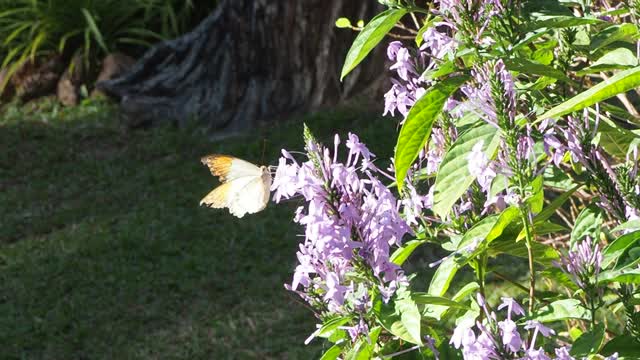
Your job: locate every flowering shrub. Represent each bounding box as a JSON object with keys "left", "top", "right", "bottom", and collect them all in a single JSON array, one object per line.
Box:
[{"left": 273, "top": 0, "right": 640, "bottom": 358}]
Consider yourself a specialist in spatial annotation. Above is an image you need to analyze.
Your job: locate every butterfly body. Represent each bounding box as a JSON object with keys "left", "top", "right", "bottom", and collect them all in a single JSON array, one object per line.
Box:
[{"left": 200, "top": 155, "right": 271, "bottom": 218}]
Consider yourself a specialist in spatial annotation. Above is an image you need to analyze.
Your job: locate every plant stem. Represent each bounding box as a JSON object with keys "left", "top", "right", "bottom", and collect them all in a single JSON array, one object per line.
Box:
[{"left": 520, "top": 206, "right": 536, "bottom": 314}]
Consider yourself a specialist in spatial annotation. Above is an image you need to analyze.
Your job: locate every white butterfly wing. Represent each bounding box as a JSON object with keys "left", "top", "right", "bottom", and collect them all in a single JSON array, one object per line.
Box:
[
  {"left": 201, "top": 155, "right": 262, "bottom": 182},
  {"left": 226, "top": 171, "right": 272, "bottom": 218},
  {"left": 200, "top": 154, "right": 272, "bottom": 218}
]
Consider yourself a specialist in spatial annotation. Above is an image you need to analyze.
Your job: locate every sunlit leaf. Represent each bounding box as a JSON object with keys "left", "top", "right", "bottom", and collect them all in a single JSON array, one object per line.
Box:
[
  {"left": 395, "top": 75, "right": 470, "bottom": 191},
  {"left": 340, "top": 8, "right": 407, "bottom": 80}
]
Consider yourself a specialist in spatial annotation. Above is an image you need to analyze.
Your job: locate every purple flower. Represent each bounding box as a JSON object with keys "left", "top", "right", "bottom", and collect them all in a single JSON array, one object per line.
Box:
[
  {"left": 554, "top": 236, "right": 603, "bottom": 289},
  {"left": 420, "top": 26, "right": 458, "bottom": 70},
  {"left": 524, "top": 320, "right": 555, "bottom": 350},
  {"left": 451, "top": 324, "right": 476, "bottom": 349},
  {"left": 497, "top": 297, "right": 526, "bottom": 320},
  {"left": 525, "top": 347, "right": 552, "bottom": 360},
  {"left": 425, "top": 335, "right": 440, "bottom": 359},
  {"left": 467, "top": 140, "right": 497, "bottom": 193},
  {"left": 554, "top": 346, "right": 575, "bottom": 360},
  {"left": 387, "top": 41, "right": 403, "bottom": 60},
  {"left": 345, "top": 318, "right": 369, "bottom": 342},
  {"left": 461, "top": 60, "right": 515, "bottom": 128},
  {"left": 274, "top": 132, "right": 411, "bottom": 314},
  {"left": 498, "top": 319, "right": 523, "bottom": 353},
  {"left": 383, "top": 42, "right": 429, "bottom": 119}
]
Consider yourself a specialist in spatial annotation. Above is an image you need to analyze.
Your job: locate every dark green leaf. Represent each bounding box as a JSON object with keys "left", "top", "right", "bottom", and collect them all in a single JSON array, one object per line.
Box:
[
  {"left": 601, "top": 335, "right": 640, "bottom": 358},
  {"left": 427, "top": 256, "right": 459, "bottom": 297},
  {"left": 533, "top": 185, "right": 580, "bottom": 224},
  {"left": 570, "top": 205, "right": 603, "bottom": 247},
  {"left": 504, "top": 58, "right": 570, "bottom": 81},
  {"left": 391, "top": 239, "right": 426, "bottom": 265},
  {"left": 602, "top": 230, "right": 640, "bottom": 269},
  {"left": 570, "top": 323, "right": 605, "bottom": 357},
  {"left": 591, "top": 23, "right": 639, "bottom": 52},
  {"left": 527, "top": 16, "right": 605, "bottom": 31},
  {"left": 412, "top": 294, "right": 469, "bottom": 309}
]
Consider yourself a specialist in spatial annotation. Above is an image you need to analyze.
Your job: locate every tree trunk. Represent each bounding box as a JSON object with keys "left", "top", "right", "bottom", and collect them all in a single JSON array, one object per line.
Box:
[{"left": 97, "top": 0, "right": 385, "bottom": 133}]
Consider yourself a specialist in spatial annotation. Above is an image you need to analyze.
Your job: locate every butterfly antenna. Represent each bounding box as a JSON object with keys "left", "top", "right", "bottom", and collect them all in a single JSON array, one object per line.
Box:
[{"left": 261, "top": 139, "right": 267, "bottom": 164}]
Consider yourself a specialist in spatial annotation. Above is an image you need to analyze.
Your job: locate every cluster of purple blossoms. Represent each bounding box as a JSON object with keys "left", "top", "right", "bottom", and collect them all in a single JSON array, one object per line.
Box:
[
  {"left": 450, "top": 295, "right": 604, "bottom": 360},
  {"left": 384, "top": 41, "right": 428, "bottom": 118},
  {"left": 554, "top": 236, "right": 603, "bottom": 290},
  {"left": 436, "top": 0, "right": 502, "bottom": 44},
  {"left": 383, "top": 24, "right": 457, "bottom": 118},
  {"left": 272, "top": 132, "right": 411, "bottom": 315},
  {"left": 558, "top": 110, "right": 637, "bottom": 221},
  {"left": 461, "top": 60, "right": 516, "bottom": 129}
]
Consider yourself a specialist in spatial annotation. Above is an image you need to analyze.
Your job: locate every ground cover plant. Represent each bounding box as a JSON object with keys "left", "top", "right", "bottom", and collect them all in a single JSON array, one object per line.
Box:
[
  {"left": 265, "top": 0, "right": 640, "bottom": 359},
  {"left": 0, "top": 98, "right": 400, "bottom": 359}
]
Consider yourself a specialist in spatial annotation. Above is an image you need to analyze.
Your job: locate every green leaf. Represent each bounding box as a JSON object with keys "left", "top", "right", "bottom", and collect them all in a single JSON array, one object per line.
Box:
[
  {"left": 596, "top": 114, "right": 640, "bottom": 159},
  {"left": 570, "top": 205, "right": 603, "bottom": 247},
  {"left": 391, "top": 239, "right": 426, "bottom": 265},
  {"left": 432, "top": 122, "right": 501, "bottom": 217},
  {"left": 570, "top": 323, "right": 605, "bottom": 358},
  {"left": 540, "top": 267, "right": 579, "bottom": 291},
  {"left": 528, "top": 299, "right": 591, "bottom": 323},
  {"left": 313, "top": 316, "right": 354, "bottom": 340},
  {"left": 612, "top": 219, "right": 640, "bottom": 233},
  {"left": 533, "top": 185, "right": 581, "bottom": 224},
  {"left": 537, "top": 66, "right": 640, "bottom": 122},
  {"left": 411, "top": 294, "right": 469, "bottom": 309},
  {"left": 395, "top": 75, "right": 470, "bottom": 191},
  {"left": 422, "top": 60, "right": 458, "bottom": 81},
  {"left": 504, "top": 58, "right": 570, "bottom": 81},
  {"left": 335, "top": 17, "right": 351, "bottom": 28},
  {"left": 527, "top": 16, "right": 605, "bottom": 31},
  {"left": 345, "top": 338, "right": 372, "bottom": 360},
  {"left": 427, "top": 256, "right": 459, "bottom": 297},
  {"left": 340, "top": 8, "right": 407, "bottom": 80},
  {"left": 598, "top": 268, "right": 640, "bottom": 284},
  {"left": 601, "top": 230, "right": 640, "bottom": 269},
  {"left": 527, "top": 175, "right": 544, "bottom": 214},
  {"left": 397, "top": 294, "right": 423, "bottom": 345},
  {"left": 415, "top": 17, "right": 439, "bottom": 47},
  {"left": 320, "top": 344, "right": 344, "bottom": 360},
  {"left": 81, "top": 8, "right": 109, "bottom": 53},
  {"left": 591, "top": 23, "right": 639, "bottom": 52},
  {"left": 489, "top": 236, "right": 559, "bottom": 265},
  {"left": 374, "top": 296, "right": 422, "bottom": 345},
  {"left": 424, "top": 282, "right": 478, "bottom": 320},
  {"left": 458, "top": 208, "right": 521, "bottom": 264},
  {"left": 578, "top": 48, "right": 638, "bottom": 75},
  {"left": 601, "top": 335, "right": 640, "bottom": 358}
]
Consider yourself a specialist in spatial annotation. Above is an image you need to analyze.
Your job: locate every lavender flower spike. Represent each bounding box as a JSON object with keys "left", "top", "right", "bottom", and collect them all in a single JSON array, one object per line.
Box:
[{"left": 554, "top": 236, "right": 603, "bottom": 289}]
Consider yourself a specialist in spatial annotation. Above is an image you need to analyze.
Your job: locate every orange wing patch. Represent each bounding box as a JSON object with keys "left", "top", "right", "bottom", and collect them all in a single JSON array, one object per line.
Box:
[
  {"left": 201, "top": 154, "right": 234, "bottom": 182},
  {"left": 200, "top": 182, "right": 232, "bottom": 208}
]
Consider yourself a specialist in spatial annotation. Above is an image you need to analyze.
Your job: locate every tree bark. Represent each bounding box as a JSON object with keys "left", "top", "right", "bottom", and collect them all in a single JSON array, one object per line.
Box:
[{"left": 97, "top": 0, "right": 385, "bottom": 133}]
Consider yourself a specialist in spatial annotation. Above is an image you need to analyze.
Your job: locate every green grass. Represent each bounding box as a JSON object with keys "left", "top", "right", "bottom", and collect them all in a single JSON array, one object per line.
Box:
[{"left": 0, "top": 98, "right": 398, "bottom": 359}]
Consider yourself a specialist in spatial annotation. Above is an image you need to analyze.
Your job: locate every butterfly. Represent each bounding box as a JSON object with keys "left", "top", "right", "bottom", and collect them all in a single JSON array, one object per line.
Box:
[{"left": 200, "top": 154, "right": 272, "bottom": 218}]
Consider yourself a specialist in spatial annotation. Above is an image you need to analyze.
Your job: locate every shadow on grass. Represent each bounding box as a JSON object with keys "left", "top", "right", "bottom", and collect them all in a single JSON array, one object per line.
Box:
[{"left": 0, "top": 100, "right": 399, "bottom": 359}]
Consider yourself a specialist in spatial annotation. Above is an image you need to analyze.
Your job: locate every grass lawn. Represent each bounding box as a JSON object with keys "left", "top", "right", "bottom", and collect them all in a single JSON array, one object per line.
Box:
[{"left": 0, "top": 99, "right": 402, "bottom": 359}]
